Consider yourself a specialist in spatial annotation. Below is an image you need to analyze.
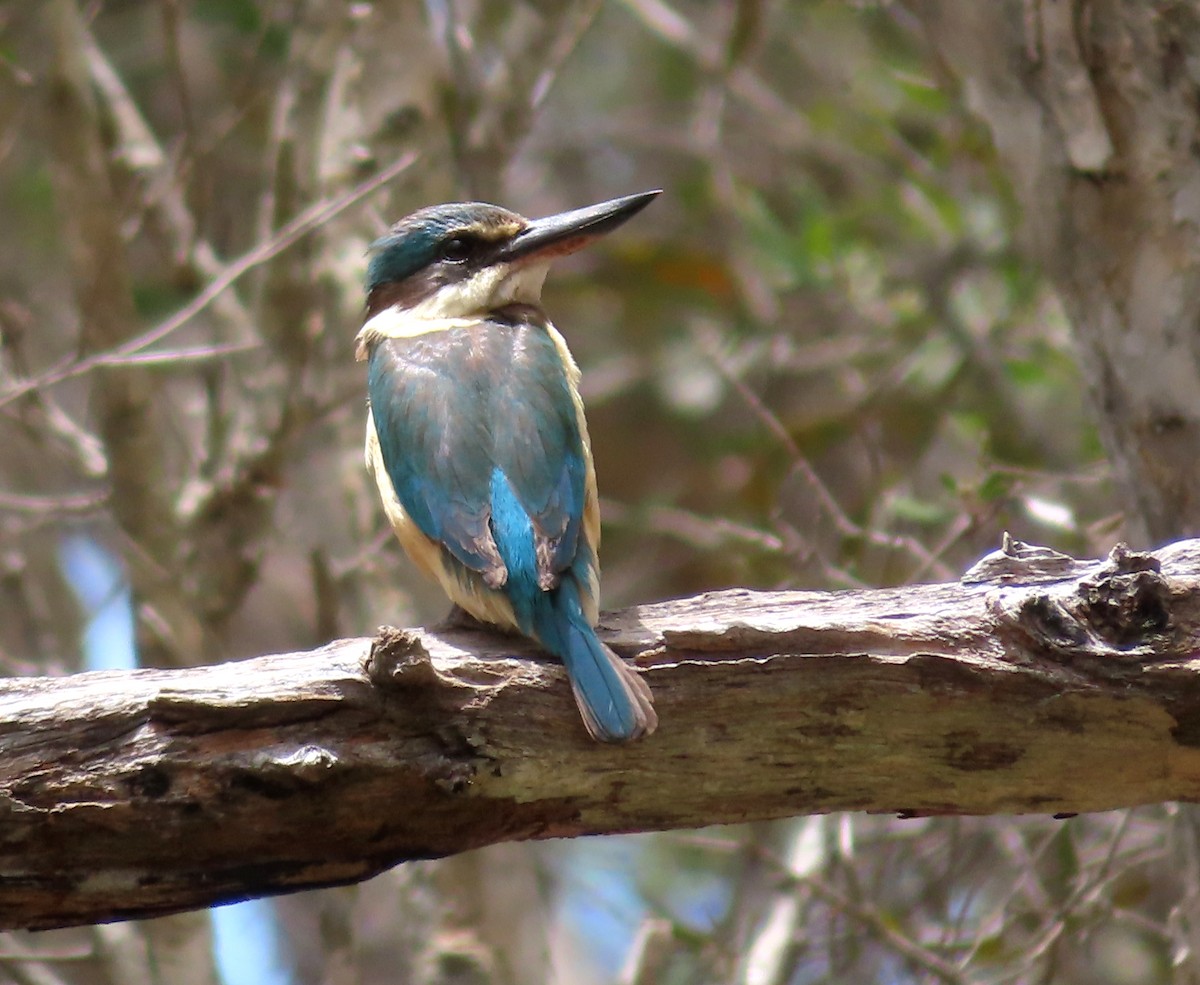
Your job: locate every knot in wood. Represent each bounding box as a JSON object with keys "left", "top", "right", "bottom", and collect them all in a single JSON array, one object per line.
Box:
[
  {"left": 365, "top": 627, "right": 445, "bottom": 690},
  {"left": 267, "top": 745, "right": 340, "bottom": 780},
  {"left": 1010, "top": 548, "right": 1174, "bottom": 663},
  {"left": 1098, "top": 543, "right": 1161, "bottom": 577},
  {"left": 1076, "top": 565, "right": 1171, "bottom": 647},
  {"left": 233, "top": 746, "right": 343, "bottom": 799},
  {"left": 1016, "top": 595, "right": 1088, "bottom": 650}
]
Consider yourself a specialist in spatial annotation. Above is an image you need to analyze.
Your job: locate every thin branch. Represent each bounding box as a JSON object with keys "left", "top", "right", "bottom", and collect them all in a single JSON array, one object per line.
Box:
[
  {"left": 95, "top": 341, "right": 261, "bottom": 369},
  {"left": 432, "top": 2, "right": 601, "bottom": 200},
  {"left": 0, "top": 489, "right": 106, "bottom": 515},
  {"left": 601, "top": 497, "right": 785, "bottom": 554},
  {"left": 800, "top": 879, "right": 968, "bottom": 985},
  {"left": 697, "top": 325, "right": 954, "bottom": 581},
  {"left": 0, "top": 302, "right": 107, "bottom": 479},
  {"left": 0, "top": 152, "right": 418, "bottom": 411},
  {"left": 82, "top": 19, "right": 256, "bottom": 347},
  {"left": 616, "top": 0, "right": 823, "bottom": 155},
  {"left": 157, "top": 0, "right": 196, "bottom": 166},
  {"left": 43, "top": 0, "right": 194, "bottom": 665}
]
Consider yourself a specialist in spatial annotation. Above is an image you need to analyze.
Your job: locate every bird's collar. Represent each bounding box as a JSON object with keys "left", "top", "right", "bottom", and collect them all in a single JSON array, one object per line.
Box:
[{"left": 354, "top": 309, "right": 484, "bottom": 361}]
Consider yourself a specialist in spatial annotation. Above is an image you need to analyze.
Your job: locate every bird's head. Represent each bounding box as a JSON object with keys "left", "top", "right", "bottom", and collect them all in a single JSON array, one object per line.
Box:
[{"left": 363, "top": 190, "right": 661, "bottom": 324}]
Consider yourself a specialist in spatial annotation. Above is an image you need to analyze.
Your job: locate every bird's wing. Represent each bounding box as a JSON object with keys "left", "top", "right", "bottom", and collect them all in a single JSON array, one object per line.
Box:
[{"left": 367, "top": 317, "right": 587, "bottom": 591}]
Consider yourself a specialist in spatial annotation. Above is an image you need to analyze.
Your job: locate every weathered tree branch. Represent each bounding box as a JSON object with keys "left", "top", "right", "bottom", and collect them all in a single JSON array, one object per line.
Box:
[{"left": 6, "top": 537, "right": 1200, "bottom": 930}]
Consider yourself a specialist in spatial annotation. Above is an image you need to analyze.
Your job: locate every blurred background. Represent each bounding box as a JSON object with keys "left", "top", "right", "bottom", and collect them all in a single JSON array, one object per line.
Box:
[{"left": 1, "top": 1, "right": 1193, "bottom": 983}]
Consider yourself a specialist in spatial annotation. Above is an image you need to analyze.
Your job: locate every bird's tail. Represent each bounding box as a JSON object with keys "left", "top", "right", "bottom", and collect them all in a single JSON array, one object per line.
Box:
[{"left": 533, "top": 577, "right": 657, "bottom": 743}]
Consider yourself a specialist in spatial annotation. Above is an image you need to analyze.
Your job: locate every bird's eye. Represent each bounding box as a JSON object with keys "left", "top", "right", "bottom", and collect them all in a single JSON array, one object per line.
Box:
[{"left": 440, "top": 236, "right": 474, "bottom": 263}]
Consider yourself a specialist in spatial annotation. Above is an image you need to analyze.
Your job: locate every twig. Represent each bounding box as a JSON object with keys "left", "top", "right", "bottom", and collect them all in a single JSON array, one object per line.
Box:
[
  {"left": 97, "top": 341, "right": 261, "bottom": 368},
  {"left": 601, "top": 497, "right": 785, "bottom": 553},
  {"left": 695, "top": 325, "right": 953, "bottom": 581},
  {"left": 0, "top": 152, "right": 418, "bottom": 411},
  {"left": 0, "top": 490, "right": 106, "bottom": 515},
  {"left": 43, "top": 0, "right": 194, "bottom": 665},
  {"left": 800, "top": 878, "right": 969, "bottom": 985}
]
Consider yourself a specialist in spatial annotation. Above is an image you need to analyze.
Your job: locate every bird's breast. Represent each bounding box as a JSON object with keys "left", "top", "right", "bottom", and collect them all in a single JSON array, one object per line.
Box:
[{"left": 362, "top": 306, "right": 602, "bottom": 627}]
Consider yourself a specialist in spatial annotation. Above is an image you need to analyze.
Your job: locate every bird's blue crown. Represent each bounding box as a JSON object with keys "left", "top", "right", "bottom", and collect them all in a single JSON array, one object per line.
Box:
[{"left": 366, "top": 203, "right": 525, "bottom": 291}]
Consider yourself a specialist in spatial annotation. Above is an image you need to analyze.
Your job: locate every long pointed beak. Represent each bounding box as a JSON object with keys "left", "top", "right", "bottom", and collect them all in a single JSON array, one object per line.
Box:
[{"left": 496, "top": 190, "right": 661, "bottom": 264}]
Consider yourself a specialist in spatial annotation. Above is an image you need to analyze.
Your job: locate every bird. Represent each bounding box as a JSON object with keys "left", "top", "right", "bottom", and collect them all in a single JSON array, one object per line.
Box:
[{"left": 356, "top": 190, "right": 660, "bottom": 742}]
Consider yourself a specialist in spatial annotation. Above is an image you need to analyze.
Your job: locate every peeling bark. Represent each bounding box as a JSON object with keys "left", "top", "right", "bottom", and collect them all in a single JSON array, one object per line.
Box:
[{"left": 2, "top": 538, "right": 1200, "bottom": 929}]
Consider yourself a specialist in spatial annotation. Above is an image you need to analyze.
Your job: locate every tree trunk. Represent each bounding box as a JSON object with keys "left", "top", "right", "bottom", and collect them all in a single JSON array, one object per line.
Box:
[{"left": 905, "top": 0, "right": 1200, "bottom": 544}]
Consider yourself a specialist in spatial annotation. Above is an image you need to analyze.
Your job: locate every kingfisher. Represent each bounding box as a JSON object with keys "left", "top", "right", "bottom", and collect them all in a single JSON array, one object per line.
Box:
[{"left": 357, "top": 190, "right": 660, "bottom": 742}]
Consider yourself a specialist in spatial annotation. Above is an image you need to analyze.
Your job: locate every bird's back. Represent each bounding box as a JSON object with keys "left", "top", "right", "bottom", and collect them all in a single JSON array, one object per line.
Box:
[{"left": 364, "top": 307, "right": 600, "bottom": 630}]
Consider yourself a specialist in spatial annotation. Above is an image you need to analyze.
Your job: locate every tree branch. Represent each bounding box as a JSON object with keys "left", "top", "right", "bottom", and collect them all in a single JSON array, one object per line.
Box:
[{"left": 5, "top": 537, "right": 1200, "bottom": 930}]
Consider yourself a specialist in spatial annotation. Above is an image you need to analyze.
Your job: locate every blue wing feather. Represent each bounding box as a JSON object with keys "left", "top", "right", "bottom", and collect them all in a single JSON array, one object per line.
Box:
[{"left": 367, "top": 315, "right": 587, "bottom": 592}]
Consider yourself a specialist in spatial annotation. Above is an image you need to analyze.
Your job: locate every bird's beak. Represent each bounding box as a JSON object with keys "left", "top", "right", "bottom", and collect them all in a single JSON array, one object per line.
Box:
[{"left": 496, "top": 190, "right": 661, "bottom": 264}]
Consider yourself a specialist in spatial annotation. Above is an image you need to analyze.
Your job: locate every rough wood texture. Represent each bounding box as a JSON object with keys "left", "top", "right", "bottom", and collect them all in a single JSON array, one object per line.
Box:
[{"left": 5, "top": 537, "right": 1200, "bottom": 930}]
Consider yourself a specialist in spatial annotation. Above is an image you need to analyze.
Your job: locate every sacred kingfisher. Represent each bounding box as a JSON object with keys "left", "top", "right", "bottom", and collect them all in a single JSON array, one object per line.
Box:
[{"left": 357, "top": 190, "right": 660, "bottom": 742}]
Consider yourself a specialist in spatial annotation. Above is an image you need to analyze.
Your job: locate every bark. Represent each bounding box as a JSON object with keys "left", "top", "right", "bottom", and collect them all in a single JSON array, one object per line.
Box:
[
  {"left": 4, "top": 537, "right": 1200, "bottom": 931},
  {"left": 904, "top": 0, "right": 1200, "bottom": 545}
]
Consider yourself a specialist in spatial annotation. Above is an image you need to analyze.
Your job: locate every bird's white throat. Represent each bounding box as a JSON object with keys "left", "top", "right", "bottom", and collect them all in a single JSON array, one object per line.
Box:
[{"left": 355, "top": 261, "right": 551, "bottom": 357}]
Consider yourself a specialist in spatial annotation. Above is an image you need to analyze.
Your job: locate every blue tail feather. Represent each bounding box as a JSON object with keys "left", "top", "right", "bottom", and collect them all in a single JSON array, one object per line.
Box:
[
  {"left": 489, "top": 468, "right": 655, "bottom": 742},
  {"left": 533, "top": 577, "right": 654, "bottom": 742}
]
